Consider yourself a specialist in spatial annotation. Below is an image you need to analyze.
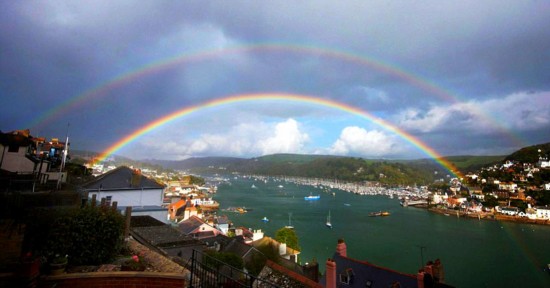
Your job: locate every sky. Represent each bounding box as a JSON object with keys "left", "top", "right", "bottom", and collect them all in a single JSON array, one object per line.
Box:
[{"left": 1, "top": 1, "right": 549, "bottom": 161}]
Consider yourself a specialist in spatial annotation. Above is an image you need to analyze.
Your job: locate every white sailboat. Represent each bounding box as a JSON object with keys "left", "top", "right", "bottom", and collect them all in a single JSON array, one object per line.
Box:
[
  {"left": 285, "top": 213, "right": 294, "bottom": 229},
  {"left": 326, "top": 210, "right": 332, "bottom": 228}
]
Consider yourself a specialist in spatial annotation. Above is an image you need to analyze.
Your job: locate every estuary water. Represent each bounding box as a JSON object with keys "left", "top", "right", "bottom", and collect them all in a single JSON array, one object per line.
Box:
[{"left": 213, "top": 177, "right": 550, "bottom": 288}]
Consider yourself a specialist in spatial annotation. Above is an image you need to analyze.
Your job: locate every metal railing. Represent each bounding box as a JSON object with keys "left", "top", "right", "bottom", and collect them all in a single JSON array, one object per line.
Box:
[{"left": 188, "top": 249, "right": 279, "bottom": 288}]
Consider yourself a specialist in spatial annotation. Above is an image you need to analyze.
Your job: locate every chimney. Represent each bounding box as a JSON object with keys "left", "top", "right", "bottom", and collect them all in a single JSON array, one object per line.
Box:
[
  {"left": 336, "top": 238, "right": 347, "bottom": 257},
  {"left": 279, "top": 242, "right": 287, "bottom": 256},
  {"left": 131, "top": 169, "right": 142, "bottom": 187},
  {"left": 417, "top": 269, "right": 425, "bottom": 288},
  {"left": 303, "top": 260, "right": 319, "bottom": 282},
  {"left": 326, "top": 258, "right": 337, "bottom": 288}
]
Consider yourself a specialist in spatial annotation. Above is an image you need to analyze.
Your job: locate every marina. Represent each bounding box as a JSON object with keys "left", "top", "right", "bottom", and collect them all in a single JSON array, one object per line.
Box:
[{"left": 214, "top": 176, "right": 550, "bottom": 288}]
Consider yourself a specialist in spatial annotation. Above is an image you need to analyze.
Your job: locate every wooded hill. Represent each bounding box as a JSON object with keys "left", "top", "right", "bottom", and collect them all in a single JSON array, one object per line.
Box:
[
  {"left": 76, "top": 141, "right": 550, "bottom": 186},
  {"left": 151, "top": 153, "right": 506, "bottom": 186}
]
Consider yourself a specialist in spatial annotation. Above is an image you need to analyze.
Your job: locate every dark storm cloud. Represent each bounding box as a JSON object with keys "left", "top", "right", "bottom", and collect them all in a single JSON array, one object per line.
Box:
[{"left": 1, "top": 1, "right": 548, "bottom": 158}]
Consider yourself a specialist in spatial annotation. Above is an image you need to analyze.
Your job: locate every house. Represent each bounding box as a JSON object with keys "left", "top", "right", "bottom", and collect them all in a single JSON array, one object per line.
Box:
[
  {"left": 0, "top": 129, "right": 68, "bottom": 186},
  {"left": 178, "top": 215, "right": 221, "bottom": 239},
  {"left": 251, "top": 236, "right": 300, "bottom": 263},
  {"left": 129, "top": 215, "right": 205, "bottom": 261},
  {"left": 320, "top": 239, "right": 454, "bottom": 288},
  {"left": 498, "top": 182, "right": 517, "bottom": 192},
  {"left": 219, "top": 237, "right": 264, "bottom": 268},
  {"left": 538, "top": 157, "right": 550, "bottom": 168},
  {"left": 497, "top": 206, "right": 519, "bottom": 216},
  {"left": 256, "top": 260, "right": 323, "bottom": 287},
  {"left": 168, "top": 198, "right": 202, "bottom": 223},
  {"left": 215, "top": 216, "right": 230, "bottom": 235},
  {"left": 81, "top": 166, "right": 167, "bottom": 222},
  {"left": 535, "top": 206, "right": 550, "bottom": 219}
]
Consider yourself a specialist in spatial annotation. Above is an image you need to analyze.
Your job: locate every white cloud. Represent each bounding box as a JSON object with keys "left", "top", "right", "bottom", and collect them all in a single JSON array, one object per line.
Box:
[
  {"left": 134, "top": 118, "right": 309, "bottom": 159},
  {"left": 258, "top": 119, "right": 310, "bottom": 155},
  {"left": 394, "top": 91, "right": 550, "bottom": 134},
  {"left": 328, "top": 126, "right": 403, "bottom": 156}
]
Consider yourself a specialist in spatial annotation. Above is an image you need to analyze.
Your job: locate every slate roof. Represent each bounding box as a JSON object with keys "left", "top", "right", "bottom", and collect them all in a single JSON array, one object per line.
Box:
[
  {"left": 178, "top": 215, "right": 208, "bottom": 235},
  {"left": 321, "top": 252, "right": 419, "bottom": 288},
  {"left": 257, "top": 260, "right": 323, "bottom": 288},
  {"left": 82, "top": 166, "right": 164, "bottom": 191},
  {"left": 222, "top": 238, "right": 258, "bottom": 259}
]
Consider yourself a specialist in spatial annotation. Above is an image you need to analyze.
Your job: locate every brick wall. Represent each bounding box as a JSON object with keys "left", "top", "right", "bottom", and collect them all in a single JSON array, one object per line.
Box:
[{"left": 39, "top": 272, "right": 187, "bottom": 288}]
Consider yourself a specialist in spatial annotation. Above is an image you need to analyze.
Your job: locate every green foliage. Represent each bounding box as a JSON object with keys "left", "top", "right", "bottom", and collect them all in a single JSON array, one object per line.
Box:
[
  {"left": 442, "top": 155, "right": 505, "bottom": 172},
  {"left": 275, "top": 227, "right": 300, "bottom": 251},
  {"left": 245, "top": 243, "right": 275, "bottom": 276},
  {"left": 204, "top": 250, "right": 244, "bottom": 270},
  {"left": 526, "top": 188, "right": 550, "bottom": 206},
  {"left": 482, "top": 195, "right": 499, "bottom": 207},
  {"left": 24, "top": 205, "right": 125, "bottom": 266},
  {"left": 188, "top": 175, "right": 206, "bottom": 186}
]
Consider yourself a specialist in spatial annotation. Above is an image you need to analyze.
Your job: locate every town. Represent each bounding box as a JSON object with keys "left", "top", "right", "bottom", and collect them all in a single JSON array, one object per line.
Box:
[{"left": 2, "top": 128, "right": 549, "bottom": 287}]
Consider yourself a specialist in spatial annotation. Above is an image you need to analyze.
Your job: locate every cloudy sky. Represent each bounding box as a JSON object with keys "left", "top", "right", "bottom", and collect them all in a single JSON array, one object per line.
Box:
[{"left": 1, "top": 1, "right": 549, "bottom": 161}]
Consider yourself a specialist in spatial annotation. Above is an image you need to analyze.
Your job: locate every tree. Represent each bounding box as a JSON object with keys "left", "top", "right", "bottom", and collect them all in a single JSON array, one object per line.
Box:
[{"left": 275, "top": 227, "right": 300, "bottom": 251}]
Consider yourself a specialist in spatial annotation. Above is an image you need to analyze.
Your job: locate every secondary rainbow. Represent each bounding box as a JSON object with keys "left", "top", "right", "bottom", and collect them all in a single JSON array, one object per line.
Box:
[
  {"left": 94, "top": 93, "right": 461, "bottom": 178},
  {"left": 30, "top": 43, "right": 461, "bottom": 128}
]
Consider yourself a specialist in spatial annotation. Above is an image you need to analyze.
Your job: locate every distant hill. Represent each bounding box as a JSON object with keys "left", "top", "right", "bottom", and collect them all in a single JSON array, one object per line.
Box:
[
  {"left": 505, "top": 142, "right": 550, "bottom": 163},
  {"left": 150, "top": 157, "right": 247, "bottom": 171},
  {"left": 441, "top": 155, "right": 505, "bottom": 173},
  {"left": 71, "top": 141, "right": 550, "bottom": 185}
]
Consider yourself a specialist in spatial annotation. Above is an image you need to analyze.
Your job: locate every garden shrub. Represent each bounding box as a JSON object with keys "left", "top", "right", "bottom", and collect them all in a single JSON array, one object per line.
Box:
[{"left": 24, "top": 204, "right": 125, "bottom": 266}]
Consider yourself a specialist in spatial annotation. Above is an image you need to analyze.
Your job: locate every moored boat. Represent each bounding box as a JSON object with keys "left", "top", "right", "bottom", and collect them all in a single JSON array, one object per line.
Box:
[
  {"left": 304, "top": 194, "right": 320, "bottom": 200},
  {"left": 326, "top": 210, "right": 332, "bottom": 228},
  {"left": 369, "top": 211, "right": 390, "bottom": 217},
  {"left": 285, "top": 213, "right": 294, "bottom": 229}
]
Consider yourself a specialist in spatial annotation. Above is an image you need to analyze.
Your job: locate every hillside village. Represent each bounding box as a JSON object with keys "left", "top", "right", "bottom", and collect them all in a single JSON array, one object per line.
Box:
[{"left": 2, "top": 128, "right": 549, "bottom": 287}]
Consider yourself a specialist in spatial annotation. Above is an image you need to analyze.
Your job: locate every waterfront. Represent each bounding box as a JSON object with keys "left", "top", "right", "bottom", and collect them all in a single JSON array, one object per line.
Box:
[{"left": 213, "top": 177, "right": 550, "bottom": 288}]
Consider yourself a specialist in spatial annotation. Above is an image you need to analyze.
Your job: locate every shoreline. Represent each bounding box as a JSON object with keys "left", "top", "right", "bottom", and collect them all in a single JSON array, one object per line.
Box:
[{"left": 427, "top": 207, "right": 550, "bottom": 226}]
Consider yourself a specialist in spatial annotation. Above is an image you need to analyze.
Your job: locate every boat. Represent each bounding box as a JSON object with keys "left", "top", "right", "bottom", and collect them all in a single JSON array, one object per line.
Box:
[
  {"left": 369, "top": 211, "right": 390, "bottom": 217},
  {"left": 278, "top": 185, "right": 284, "bottom": 188},
  {"left": 304, "top": 194, "right": 320, "bottom": 200},
  {"left": 251, "top": 184, "right": 257, "bottom": 189},
  {"left": 262, "top": 216, "right": 269, "bottom": 222},
  {"left": 326, "top": 210, "right": 332, "bottom": 228},
  {"left": 285, "top": 213, "right": 294, "bottom": 229}
]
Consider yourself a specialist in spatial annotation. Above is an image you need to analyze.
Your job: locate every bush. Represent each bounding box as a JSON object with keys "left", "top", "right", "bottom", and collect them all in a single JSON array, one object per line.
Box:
[{"left": 24, "top": 205, "right": 125, "bottom": 266}]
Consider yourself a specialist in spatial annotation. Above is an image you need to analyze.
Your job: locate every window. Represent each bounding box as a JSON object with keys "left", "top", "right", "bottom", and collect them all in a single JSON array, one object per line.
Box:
[
  {"left": 8, "top": 145, "right": 19, "bottom": 152},
  {"left": 340, "top": 268, "right": 354, "bottom": 285},
  {"left": 340, "top": 274, "right": 349, "bottom": 284}
]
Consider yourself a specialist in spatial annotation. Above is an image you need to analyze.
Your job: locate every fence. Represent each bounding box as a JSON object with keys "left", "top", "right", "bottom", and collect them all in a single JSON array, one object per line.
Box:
[{"left": 188, "top": 249, "right": 279, "bottom": 288}]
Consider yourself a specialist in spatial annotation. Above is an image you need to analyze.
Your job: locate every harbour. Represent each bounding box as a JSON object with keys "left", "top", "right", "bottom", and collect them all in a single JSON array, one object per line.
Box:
[{"left": 213, "top": 176, "right": 550, "bottom": 288}]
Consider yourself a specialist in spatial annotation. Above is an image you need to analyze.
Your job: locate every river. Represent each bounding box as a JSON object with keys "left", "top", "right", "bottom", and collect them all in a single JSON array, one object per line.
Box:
[{"left": 212, "top": 176, "right": 550, "bottom": 287}]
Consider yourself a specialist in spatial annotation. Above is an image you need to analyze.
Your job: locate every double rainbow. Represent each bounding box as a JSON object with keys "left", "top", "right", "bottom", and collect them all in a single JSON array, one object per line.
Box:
[{"left": 93, "top": 92, "right": 461, "bottom": 178}]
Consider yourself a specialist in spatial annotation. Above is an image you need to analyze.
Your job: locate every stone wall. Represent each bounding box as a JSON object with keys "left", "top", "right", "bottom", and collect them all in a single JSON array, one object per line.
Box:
[{"left": 39, "top": 272, "right": 187, "bottom": 288}]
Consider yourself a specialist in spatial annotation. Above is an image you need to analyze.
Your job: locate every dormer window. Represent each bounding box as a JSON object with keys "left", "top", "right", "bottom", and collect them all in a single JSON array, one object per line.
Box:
[{"left": 339, "top": 268, "right": 354, "bottom": 284}]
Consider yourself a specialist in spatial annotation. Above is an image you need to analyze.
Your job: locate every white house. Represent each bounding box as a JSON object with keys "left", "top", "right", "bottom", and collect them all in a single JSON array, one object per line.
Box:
[
  {"left": 535, "top": 206, "right": 550, "bottom": 219},
  {"left": 0, "top": 129, "right": 67, "bottom": 184},
  {"left": 538, "top": 157, "right": 550, "bottom": 168},
  {"left": 497, "top": 206, "right": 519, "bottom": 216},
  {"left": 82, "top": 166, "right": 167, "bottom": 222},
  {"left": 498, "top": 182, "right": 517, "bottom": 192}
]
